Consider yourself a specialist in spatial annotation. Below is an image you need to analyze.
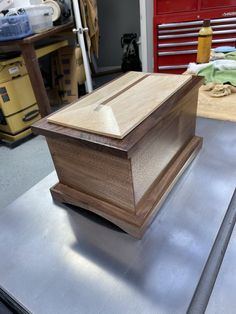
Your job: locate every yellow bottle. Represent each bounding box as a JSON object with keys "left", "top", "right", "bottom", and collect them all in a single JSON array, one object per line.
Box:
[{"left": 196, "top": 20, "right": 213, "bottom": 64}]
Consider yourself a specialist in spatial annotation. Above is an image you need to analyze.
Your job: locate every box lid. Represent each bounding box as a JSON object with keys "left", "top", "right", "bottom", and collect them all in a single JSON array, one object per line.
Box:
[{"left": 47, "top": 72, "right": 192, "bottom": 139}]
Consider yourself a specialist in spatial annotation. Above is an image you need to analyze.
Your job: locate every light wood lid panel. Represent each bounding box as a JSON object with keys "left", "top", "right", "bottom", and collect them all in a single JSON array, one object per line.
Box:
[{"left": 48, "top": 72, "right": 192, "bottom": 139}]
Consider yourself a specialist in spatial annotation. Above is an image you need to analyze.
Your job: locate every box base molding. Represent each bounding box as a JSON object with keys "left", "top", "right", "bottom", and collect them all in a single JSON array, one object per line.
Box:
[{"left": 50, "top": 136, "right": 203, "bottom": 239}]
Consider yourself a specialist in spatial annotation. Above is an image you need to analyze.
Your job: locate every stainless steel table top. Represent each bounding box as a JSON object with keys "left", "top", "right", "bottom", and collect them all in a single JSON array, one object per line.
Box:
[
  {"left": 206, "top": 220, "right": 236, "bottom": 314},
  {"left": 0, "top": 118, "right": 236, "bottom": 314}
]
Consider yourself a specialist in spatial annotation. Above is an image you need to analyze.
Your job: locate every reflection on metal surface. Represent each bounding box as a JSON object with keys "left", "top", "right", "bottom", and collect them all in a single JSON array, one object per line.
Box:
[
  {"left": 188, "top": 189, "right": 236, "bottom": 314},
  {"left": 0, "top": 119, "right": 235, "bottom": 313},
  {"left": 206, "top": 219, "right": 236, "bottom": 314}
]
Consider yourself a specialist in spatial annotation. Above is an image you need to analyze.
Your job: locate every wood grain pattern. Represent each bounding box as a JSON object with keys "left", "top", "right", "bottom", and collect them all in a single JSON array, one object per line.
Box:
[
  {"left": 131, "top": 86, "right": 198, "bottom": 205},
  {"left": 47, "top": 137, "right": 136, "bottom": 212},
  {"left": 51, "top": 136, "right": 202, "bottom": 238},
  {"left": 136, "top": 136, "right": 202, "bottom": 218},
  {"left": 21, "top": 43, "right": 51, "bottom": 117},
  {"left": 47, "top": 72, "right": 192, "bottom": 138},
  {"left": 197, "top": 86, "right": 236, "bottom": 122}
]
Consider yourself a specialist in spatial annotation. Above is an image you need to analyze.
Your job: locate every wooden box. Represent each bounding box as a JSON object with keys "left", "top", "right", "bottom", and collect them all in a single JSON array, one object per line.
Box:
[{"left": 32, "top": 72, "right": 203, "bottom": 238}]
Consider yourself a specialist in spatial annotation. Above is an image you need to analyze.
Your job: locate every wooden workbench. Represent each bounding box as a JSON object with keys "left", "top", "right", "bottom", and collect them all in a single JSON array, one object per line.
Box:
[
  {"left": 197, "top": 86, "right": 236, "bottom": 123},
  {"left": 0, "top": 22, "right": 74, "bottom": 117}
]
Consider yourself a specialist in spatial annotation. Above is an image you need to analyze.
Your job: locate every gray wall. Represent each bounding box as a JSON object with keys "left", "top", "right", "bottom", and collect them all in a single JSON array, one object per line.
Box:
[
  {"left": 97, "top": 0, "right": 140, "bottom": 67},
  {"left": 65, "top": 0, "right": 72, "bottom": 10}
]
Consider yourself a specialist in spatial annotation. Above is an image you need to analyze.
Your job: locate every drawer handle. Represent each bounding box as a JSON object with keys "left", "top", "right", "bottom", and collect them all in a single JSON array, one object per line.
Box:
[
  {"left": 158, "top": 37, "right": 236, "bottom": 48},
  {"left": 22, "top": 109, "right": 39, "bottom": 122},
  {"left": 158, "top": 17, "right": 236, "bottom": 29},
  {"left": 159, "top": 33, "right": 199, "bottom": 39},
  {"left": 158, "top": 64, "right": 188, "bottom": 70},
  {"left": 159, "top": 29, "right": 236, "bottom": 39},
  {"left": 159, "top": 23, "right": 236, "bottom": 34},
  {"left": 159, "top": 49, "right": 197, "bottom": 56}
]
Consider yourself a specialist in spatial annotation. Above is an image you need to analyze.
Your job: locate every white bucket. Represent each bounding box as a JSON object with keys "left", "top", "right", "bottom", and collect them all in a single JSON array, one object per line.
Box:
[{"left": 13, "top": 0, "right": 31, "bottom": 7}]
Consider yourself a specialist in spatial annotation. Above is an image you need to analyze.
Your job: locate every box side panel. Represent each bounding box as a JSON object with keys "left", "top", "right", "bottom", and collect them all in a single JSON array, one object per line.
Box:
[
  {"left": 131, "top": 85, "right": 199, "bottom": 205},
  {"left": 47, "top": 138, "right": 136, "bottom": 212}
]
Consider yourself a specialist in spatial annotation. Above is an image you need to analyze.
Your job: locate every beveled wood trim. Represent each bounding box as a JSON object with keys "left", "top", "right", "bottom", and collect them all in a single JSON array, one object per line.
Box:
[
  {"left": 102, "top": 74, "right": 150, "bottom": 105},
  {"left": 51, "top": 183, "right": 138, "bottom": 224},
  {"left": 32, "top": 76, "right": 203, "bottom": 157}
]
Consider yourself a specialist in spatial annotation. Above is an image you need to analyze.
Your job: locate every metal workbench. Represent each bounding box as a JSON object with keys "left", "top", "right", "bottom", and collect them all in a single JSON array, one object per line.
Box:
[
  {"left": 206, "top": 210, "right": 236, "bottom": 314},
  {"left": 0, "top": 118, "right": 236, "bottom": 314}
]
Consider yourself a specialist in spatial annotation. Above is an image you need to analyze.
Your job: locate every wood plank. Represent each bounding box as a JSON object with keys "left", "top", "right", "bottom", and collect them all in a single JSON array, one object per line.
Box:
[
  {"left": 21, "top": 43, "right": 51, "bottom": 117},
  {"left": 47, "top": 137, "right": 136, "bottom": 212},
  {"left": 136, "top": 136, "right": 202, "bottom": 218},
  {"left": 48, "top": 72, "right": 192, "bottom": 138},
  {"left": 197, "top": 86, "right": 236, "bottom": 122},
  {"left": 131, "top": 85, "right": 198, "bottom": 205}
]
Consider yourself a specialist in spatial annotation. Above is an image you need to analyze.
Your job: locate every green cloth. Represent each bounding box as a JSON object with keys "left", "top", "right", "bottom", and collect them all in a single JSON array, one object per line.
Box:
[
  {"left": 198, "top": 64, "right": 236, "bottom": 86},
  {"left": 225, "top": 51, "right": 236, "bottom": 60}
]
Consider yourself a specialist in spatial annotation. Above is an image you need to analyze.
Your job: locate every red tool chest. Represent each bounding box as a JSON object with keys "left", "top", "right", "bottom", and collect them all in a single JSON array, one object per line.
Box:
[{"left": 154, "top": 0, "right": 236, "bottom": 73}]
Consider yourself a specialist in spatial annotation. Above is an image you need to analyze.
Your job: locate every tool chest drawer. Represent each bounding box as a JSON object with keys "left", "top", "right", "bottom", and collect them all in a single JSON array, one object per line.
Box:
[
  {"left": 155, "top": 0, "right": 198, "bottom": 15},
  {"left": 154, "top": 0, "right": 236, "bottom": 73},
  {"left": 201, "top": 0, "right": 236, "bottom": 9}
]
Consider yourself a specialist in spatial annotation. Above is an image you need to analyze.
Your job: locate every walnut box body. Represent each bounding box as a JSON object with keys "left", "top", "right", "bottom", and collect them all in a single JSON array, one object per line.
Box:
[{"left": 32, "top": 72, "right": 203, "bottom": 238}]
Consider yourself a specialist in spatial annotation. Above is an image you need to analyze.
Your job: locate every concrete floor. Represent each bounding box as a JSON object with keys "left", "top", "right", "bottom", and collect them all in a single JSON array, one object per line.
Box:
[{"left": 0, "top": 135, "right": 54, "bottom": 210}]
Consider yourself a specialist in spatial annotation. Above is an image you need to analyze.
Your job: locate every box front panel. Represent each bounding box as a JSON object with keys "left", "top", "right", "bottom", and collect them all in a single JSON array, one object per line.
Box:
[{"left": 47, "top": 137, "right": 136, "bottom": 212}]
